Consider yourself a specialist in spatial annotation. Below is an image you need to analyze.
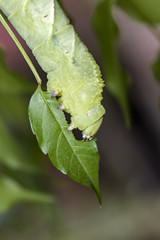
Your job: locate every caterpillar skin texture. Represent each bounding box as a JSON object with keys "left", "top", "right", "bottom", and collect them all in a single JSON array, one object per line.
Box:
[{"left": 0, "top": 0, "right": 105, "bottom": 138}]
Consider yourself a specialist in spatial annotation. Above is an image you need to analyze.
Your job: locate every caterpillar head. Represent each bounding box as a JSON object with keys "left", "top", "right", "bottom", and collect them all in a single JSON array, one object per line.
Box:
[
  {"left": 70, "top": 104, "right": 105, "bottom": 140},
  {"left": 82, "top": 117, "right": 103, "bottom": 140}
]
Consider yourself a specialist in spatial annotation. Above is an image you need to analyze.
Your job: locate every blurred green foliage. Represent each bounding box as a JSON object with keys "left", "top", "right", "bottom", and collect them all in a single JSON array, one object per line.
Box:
[
  {"left": 94, "top": 0, "right": 160, "bottom": 124},
  {"left": 94, "top": 0, "right": 131, "bottom": 126},
  {"left": 153, "top": 57, "right": 160, "bottom": 84},
  {"left": 0, "top": 49, "right": 54, "bottom": 213},
  {"left": 0, "top": 175, "right": 53, "bottom": 213},
  {"left": 117, "top": 0, "right": 160, "bottom": 25}
]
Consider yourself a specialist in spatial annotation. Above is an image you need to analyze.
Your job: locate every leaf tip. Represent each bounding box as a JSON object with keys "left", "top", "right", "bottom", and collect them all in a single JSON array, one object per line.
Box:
[{"left": 92, "top": 184, "right": 102, "bottom": 205}]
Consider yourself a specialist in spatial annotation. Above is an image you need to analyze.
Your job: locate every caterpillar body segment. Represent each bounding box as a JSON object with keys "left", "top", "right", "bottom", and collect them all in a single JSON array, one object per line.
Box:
[{"left": 0, "top": 0, "right": 105, "bottom": 138}]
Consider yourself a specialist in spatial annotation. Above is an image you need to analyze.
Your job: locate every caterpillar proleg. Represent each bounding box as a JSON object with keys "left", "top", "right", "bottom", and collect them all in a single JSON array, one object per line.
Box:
[{"left": 0, "top": 0, "right": 105, "bottom": 139}]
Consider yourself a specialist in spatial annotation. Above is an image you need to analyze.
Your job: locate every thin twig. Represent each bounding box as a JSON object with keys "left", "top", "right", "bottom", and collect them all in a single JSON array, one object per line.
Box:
[{"left": 0, "top": 13, "right": 42, "bottom": 85}]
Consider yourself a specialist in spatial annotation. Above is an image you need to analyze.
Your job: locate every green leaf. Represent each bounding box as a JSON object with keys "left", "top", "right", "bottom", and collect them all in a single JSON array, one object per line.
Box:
[
  {"left": 29, "top": 86, "right": 101, "bottom": 204},
  {"left": 0, "top": 175, "right": 53, "bottom": 213},
  {"left": 94, "top": 0, "right": 131, "bottom": 126},
  {"left": 117, "top": 0, "right": 160, "bottom": 25}
]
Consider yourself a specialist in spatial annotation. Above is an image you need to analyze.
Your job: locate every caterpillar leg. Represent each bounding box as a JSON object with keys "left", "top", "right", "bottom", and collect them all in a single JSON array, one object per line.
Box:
[
  {"left": 67, "top": 125, "right": 74, "bottom": 131},
  {"left": 51, "top": 91, "right": 58, "bottom": 98},
  {"left": 58, "top": 105, "right": 65, "bottom": 110}
]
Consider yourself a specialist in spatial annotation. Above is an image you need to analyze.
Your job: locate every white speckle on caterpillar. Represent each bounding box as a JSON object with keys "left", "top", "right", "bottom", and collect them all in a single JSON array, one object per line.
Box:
[{"left": 87, "top": 110, "right": 92, "bottom": 116}]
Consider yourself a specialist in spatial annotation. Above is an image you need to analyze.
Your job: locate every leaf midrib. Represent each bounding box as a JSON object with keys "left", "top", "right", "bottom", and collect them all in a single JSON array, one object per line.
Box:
[{"left": 39, "top": 89, "right": 95, "bottom": 188}]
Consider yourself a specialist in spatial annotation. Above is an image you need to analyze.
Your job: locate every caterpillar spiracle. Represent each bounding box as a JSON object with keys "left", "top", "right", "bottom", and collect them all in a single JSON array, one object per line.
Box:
[{"left": 0, "top": 0, "right": 105, "bottom": 139}]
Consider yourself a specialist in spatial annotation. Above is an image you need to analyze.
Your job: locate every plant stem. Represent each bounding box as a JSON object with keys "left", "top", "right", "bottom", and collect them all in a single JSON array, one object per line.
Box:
[{"left": 0, "top": 13, "right": 42, "bottom": 85}]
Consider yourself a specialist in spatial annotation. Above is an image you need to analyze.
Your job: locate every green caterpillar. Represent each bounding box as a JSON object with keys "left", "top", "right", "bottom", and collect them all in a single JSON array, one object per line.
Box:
[{"left": 0, "top": 0, "right": 105, "bottom": 139}]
